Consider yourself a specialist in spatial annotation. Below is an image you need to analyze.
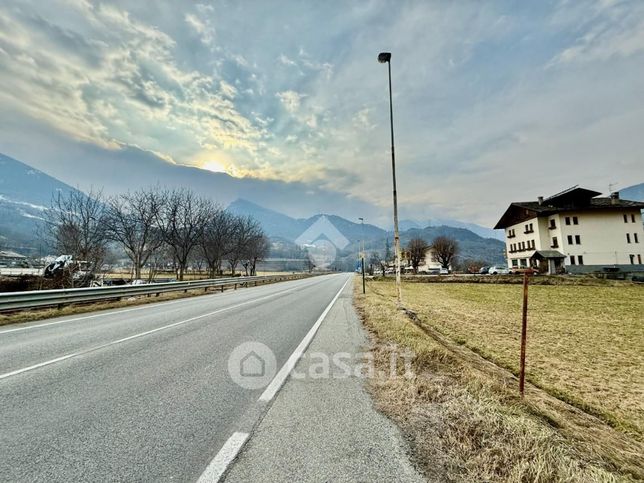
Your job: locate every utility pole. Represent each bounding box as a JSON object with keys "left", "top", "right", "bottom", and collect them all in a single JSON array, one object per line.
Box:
[
  {"left": 359, "top": 217, "right": 366, "bottom": 294},
  {"left": 378, "top": 52, "right": 402, "bottom": 304}
]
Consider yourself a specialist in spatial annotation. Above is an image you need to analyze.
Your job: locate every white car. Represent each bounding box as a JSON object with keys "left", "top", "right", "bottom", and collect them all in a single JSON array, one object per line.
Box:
[
  {"left": 439, "top": 267, "right": 450, "bottom": 275},
  {"left": 488, "top": 265, "right": 509, "bottom": 275}
]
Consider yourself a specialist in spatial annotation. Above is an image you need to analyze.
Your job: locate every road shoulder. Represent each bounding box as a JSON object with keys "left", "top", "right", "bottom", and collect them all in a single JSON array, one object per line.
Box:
[{"left": 224, "top": 278, "right": 424, "bottom": 482}]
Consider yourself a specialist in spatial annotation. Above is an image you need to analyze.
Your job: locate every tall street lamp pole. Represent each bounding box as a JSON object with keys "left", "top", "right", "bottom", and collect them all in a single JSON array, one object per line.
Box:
[
  {"left": 378, "top": 52, "right": 402, "bottom": 304},
  {"left": 359, "top": 217, "right": 366, "bottom": 294}
]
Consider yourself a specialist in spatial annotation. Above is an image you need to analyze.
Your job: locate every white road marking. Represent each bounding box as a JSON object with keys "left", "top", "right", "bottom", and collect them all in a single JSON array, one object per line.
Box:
[
  {"left": 196, "top": 275, "right": 350, "bottom": 483},
  {"left": 259, "top": 276, "right": 350, "bottom": 402},
  {"left": 0, "top": 276, "right": 323, "bottom": 335},
  {"left": 0, "top": 299, "right": 192, "bottom": 335},
  {"left": 0, "top": 280, "right": 327, "bottom": 381},
  {"left": 197, "top": 432, "right": 250, "bottom": 483}
]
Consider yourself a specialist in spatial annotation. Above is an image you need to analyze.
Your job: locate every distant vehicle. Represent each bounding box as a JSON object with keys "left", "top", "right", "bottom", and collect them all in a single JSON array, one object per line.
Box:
[
  {"left": 509, "top": 267, "right": 537, "bottom": 275},
  {"left": 488, "top": 265, "right": 509, "bottom": 275},
  {"left": 479, "top": 266, "right": 490, "bottom": 274},
  {"left": 439, "top": 267, "right": 450, "bottom": 275},
  {"left": 130, "top": 279, "right": 147, "bottom": 285}
]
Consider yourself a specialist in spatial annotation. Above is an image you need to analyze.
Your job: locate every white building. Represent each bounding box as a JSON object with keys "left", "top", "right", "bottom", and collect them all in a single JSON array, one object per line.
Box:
[
  {"left": 494, "top": 187, "right": 644, "bottom": 274},
  {"left": 401, "top": 247, "right": 450, "bottom": 273}
]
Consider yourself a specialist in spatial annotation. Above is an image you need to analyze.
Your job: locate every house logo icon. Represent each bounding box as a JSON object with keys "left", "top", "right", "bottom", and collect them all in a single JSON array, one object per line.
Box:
[
  {"left": 228, "top": 341, "right": 277, "bottom": 389},
  {"left": 240, "top": 351, "right": 265, "bottom": 377},
  {"left": 295, "top": 215, "right": 350, "bottom": 249},
  {"left": 295, "top": 215, "right": 350, "bottom": 269}
]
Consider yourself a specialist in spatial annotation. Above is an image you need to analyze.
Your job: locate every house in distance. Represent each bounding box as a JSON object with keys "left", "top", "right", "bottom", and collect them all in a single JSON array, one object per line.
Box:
[{"left": 494, "top": 186, "right": 644, "bottom": 275}]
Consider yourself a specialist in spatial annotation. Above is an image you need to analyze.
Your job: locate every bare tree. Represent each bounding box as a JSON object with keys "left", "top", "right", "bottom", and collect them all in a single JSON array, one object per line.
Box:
[
  {"left": 368, "top": 251, "right": 381, "bottom": 276},
  {"left": 47, "top": 188, "right": 108, "bottom": 284},
  {"left": 227, "top": 215, "right": 260, "bottom": 276},
  {"left": 156, "top": 188, "right": 211, "bottom": 281},
  {"left": 407, "top": 237, "right": 428, "bottom": 274},
  {"left": 104, "top": 189, "right": 164, "bottom": 280},
  {"left": 430, "top": 236, "right": 459, "bottom": 269},
  {"left": 200, "top": 208, "right": 235, "bottom": 277},
  {"left": 245, "top": 233, "right": 270, "bottom": 276}
]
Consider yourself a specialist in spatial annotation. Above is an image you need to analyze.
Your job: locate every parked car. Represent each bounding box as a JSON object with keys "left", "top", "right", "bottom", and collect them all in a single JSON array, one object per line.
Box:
[
  {"left": 479, "top": 266, "right": 490, "bottom": 274},
  {"left": 488, "top": 265, "right": 509, "bottom": 275},
  {"left": 439, "top": 267, "right": 450, "bottom": 275},
  {"left": 509, "top": 267, "right": 538, "bottom": 275}
]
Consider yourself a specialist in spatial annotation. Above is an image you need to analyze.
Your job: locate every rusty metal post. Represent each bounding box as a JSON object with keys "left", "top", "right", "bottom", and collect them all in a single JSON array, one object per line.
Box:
[{"left": 519, "top": 270, "right": 530, "bottom": 397}]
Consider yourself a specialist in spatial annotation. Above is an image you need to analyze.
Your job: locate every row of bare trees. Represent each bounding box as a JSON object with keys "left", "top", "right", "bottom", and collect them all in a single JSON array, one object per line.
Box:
[
  {"left": 407, "top": 236, "right": 459, "bottom": 273},
  {"left": 48, "top": 187, "right": 270, "bottom": 281}
]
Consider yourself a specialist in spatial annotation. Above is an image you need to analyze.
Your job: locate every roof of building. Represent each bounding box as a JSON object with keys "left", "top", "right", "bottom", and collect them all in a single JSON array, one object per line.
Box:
[
  {"left": 0, "top": 250, "right": 27, "bottom": 259},
  {"left": 494, "top": 187, "right": 644, "bottom": 229},
  {"left": 531, "top": 250, "right": 566, "bottom": 260}
]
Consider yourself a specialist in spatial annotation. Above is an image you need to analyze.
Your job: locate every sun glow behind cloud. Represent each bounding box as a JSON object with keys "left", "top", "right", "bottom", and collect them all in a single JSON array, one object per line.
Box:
[
  {"left": 0, "top": 0, "right": 643, "bottom": 225},
  {"left": 200, "top": 160, "right": 227, "bottom": 174}
]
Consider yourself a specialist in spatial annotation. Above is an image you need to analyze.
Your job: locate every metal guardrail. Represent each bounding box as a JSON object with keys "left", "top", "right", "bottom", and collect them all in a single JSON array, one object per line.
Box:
[{"left": 0, "top": 274, "right": 311, "bottom": 312}]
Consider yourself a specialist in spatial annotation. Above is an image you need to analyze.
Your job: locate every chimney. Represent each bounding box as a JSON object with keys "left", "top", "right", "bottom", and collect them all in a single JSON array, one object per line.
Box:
[
  {"left": 537, "top": 196, "right": 544, "bottom": 206},
  {"left": 610, "top": 191, "right": 619, "bottom": 205}
]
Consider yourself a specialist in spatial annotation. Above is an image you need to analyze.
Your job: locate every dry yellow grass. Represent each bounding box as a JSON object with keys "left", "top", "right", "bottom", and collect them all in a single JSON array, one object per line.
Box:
[
  {"left": 393, "top": 281, "right": 644, "bottom": 437},
  {"left": 356, "top": 278, "right": 644, "bottom": 481}
]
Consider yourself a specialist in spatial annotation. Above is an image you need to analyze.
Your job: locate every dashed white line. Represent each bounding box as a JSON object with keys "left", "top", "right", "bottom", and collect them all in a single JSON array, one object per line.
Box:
[
  {"left": 196, "top": 276, "right": 350, "bottom": 483},
  {"left": 0, "top": 276, "right": 325, "bottom": 335},
  {"left": 0, "top": 281, "right": 325, "bottom": 381}
]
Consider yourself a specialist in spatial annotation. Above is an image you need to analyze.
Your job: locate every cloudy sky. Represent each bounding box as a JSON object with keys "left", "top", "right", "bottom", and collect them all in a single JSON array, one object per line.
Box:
[{"left": 0, "top": 0, "right": 643, "bottom": 227}]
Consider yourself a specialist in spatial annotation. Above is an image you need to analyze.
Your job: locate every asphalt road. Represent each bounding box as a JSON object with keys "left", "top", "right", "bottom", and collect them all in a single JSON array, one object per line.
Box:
[{"left": 0, "top": 273, "right": 351, "bottom": 482}]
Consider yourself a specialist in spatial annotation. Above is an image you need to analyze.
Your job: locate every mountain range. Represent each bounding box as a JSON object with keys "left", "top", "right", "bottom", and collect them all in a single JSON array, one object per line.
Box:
[
  {"left": 0, "top": 153, "right": 79, "bottom": 254},
  {"left": 228, "top": 198, "right": 507, "bottom": 264},
  {"left": 3, "top": 152, "right": 640, "bottom": 265}
]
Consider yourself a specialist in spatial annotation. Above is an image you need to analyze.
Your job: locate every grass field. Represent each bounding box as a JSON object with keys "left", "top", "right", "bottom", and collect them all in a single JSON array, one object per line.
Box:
[
  {"left": 356, "top": 278, "right": 644, "bottom": 481},
  {"left": 396, "top": 281, "right": 644, "bottom": 436}
]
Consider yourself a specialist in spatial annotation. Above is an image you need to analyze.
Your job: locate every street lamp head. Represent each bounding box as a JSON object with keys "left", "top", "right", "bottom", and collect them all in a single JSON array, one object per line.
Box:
[{"left": 378, "top": 52, "right": 391, "bottom": 63}]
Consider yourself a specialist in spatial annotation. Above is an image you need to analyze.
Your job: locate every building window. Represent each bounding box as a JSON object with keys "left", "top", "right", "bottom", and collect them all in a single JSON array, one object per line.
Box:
[
  {"left": 627, "top": 233, "right": 631, "bottom": 243},
  {"left": 630, "top": 254, "right": 635, "bottom": 264},
  {"left": 623, "top": 214, "right": 628, "bottom": 223},
  {"left": 632, "top": 214, "right": 636, "bottom": 223},
  {"left": 573, "top": 216, "right": 578, "bottom": 225},
  {"left": 565, "top": 216, "right": 571, "bottom": 225},
  {"left": 512, "top": 259, "right": 518, "bottom": 267},
  {"left": 520, "top": 259, "right": 527, "bottom": 267},
  {"left": 635, "top": 233, "right": 640, "bottom": 243},
  {"left": 551, "top": 236, "right": 558, "bottom": 248},
  {"left": 578, "top": 255, "right": 584, "bottom": 265},
  {"left": 508, "top": 229, "right": 515, "bottom": 238},
  {"left": 638, "top": 255, "right": 642, "bottom": 264},
  {"left": 567, "top": 235, "right": 573, "bottom": 244},
  {"left": 575, "top": 235, "right": 581, "bottom": 245},
  {"left": 570, "top": 255, "right": 576, "bottom": 265},
  {"left": 549, "top": 219, "right": 556, "bottom": 229}
]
